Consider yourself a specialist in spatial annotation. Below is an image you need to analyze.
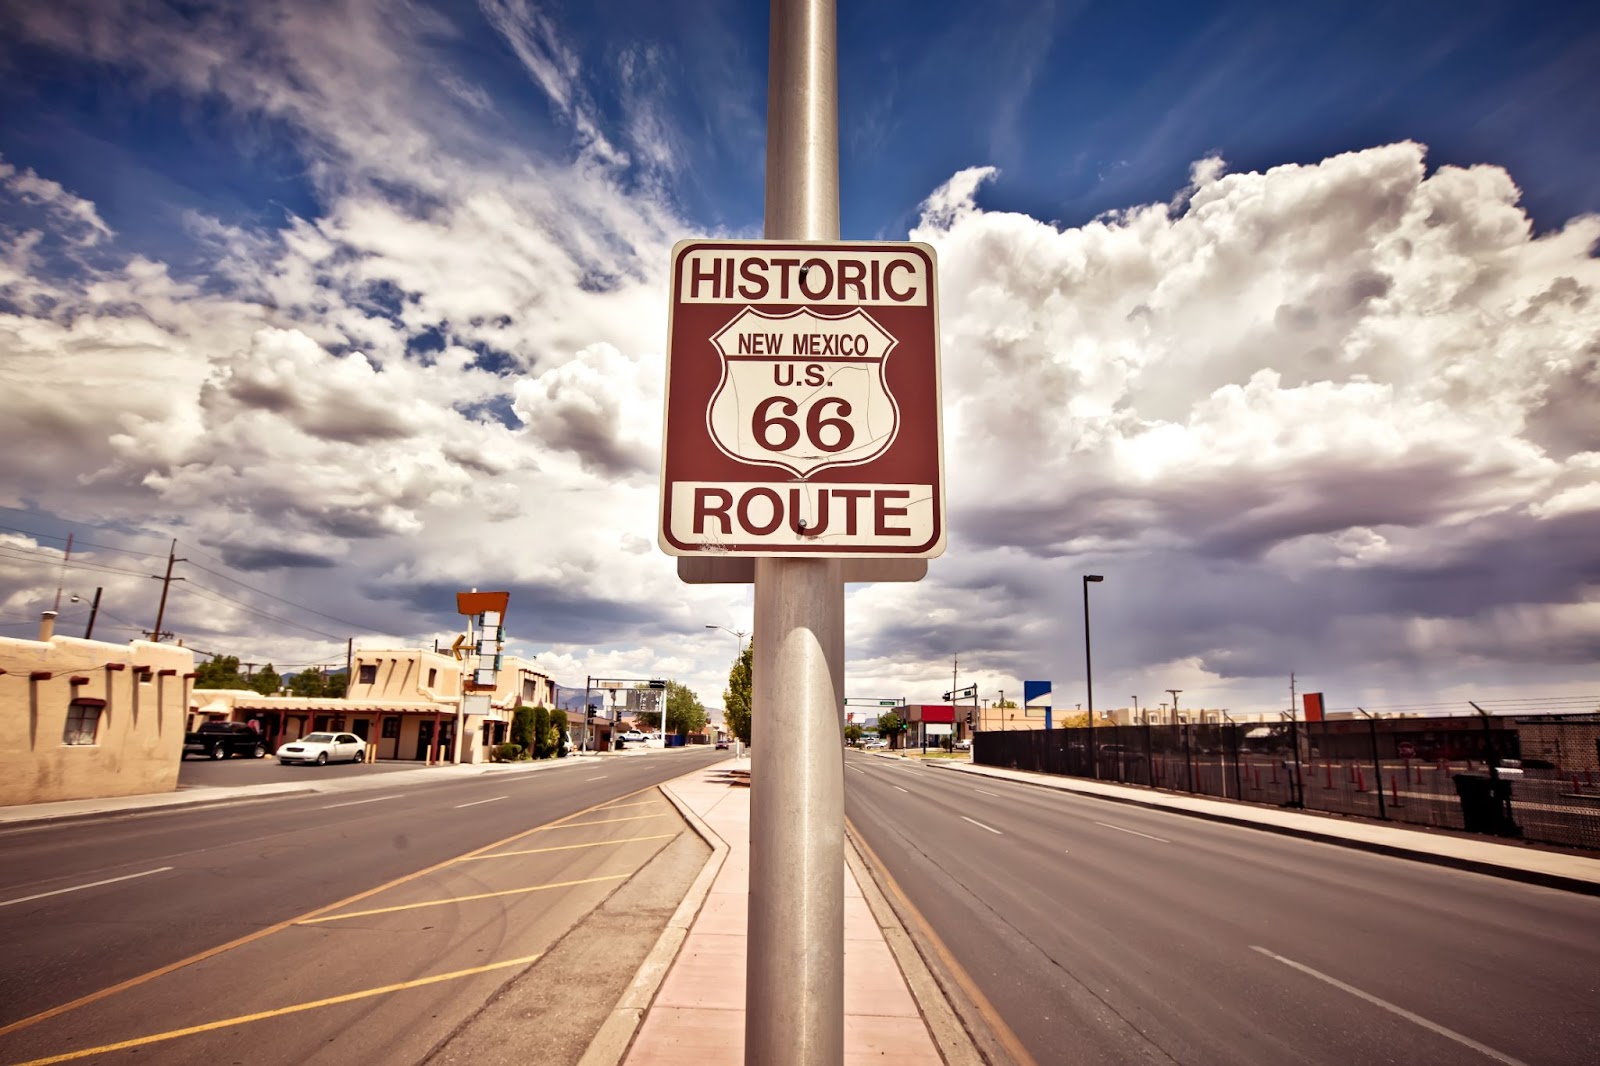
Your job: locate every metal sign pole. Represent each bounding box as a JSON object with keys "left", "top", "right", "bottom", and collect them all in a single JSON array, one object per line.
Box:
[{"left": 747, "top": 1, "right": 845, "bottom": 1063}]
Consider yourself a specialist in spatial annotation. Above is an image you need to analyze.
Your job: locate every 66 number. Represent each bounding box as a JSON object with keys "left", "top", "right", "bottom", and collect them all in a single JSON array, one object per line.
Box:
[{"left": 753, "top": 396, "right": 854, "bottom": 453}]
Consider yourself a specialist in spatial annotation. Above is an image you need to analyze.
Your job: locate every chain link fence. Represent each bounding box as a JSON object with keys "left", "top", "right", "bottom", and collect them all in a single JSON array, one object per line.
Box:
[{"left": 973, "top": 714, "right": 1600, "bottom": 851}]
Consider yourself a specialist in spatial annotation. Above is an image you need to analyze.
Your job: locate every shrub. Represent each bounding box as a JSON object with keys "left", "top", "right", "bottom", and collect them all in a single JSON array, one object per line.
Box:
[
  {"left": 491, "top": 742, "right": 524, "bottom": 762},
  {"left": 532, "top": 705, "right": 553, "bottom": 759},
  {"left": 511, "top": 706, "right": 536, "bottom": 751}
]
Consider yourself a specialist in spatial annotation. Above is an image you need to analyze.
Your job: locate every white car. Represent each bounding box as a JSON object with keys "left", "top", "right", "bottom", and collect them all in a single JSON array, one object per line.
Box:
[
  {"left": 619, "top": 729, "right": 648, "bottom": 743},
  {"left": 277, "top": 732, "right": 365, "bottom": 765}
]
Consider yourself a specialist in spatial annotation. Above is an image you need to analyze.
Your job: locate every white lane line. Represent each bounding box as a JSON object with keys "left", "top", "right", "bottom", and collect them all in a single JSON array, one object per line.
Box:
[
  {"left": 454, "top": 796, "right": 507, "bottom": 809},
  {"left": 961, "top": 816, "right": 1002, "bottom": 835},
  {"left": 973, "top": 788, "right": 1000, "bottom": 797},
  {"left": 894, "top": 786, "right": 909, "bottom": 793},
  {"left": 585, "top": 776, "right": 608, "bottom": 781},
  {"left": 1250, "top": 946, "right": 1530, "bottom": 1066},
  {"left": 903, "top": 771, "right": 924, "bottom": 777},
  {"left": 0, "top": 866, "right": 174, "bottom": 908},
  {"left": 850, "top": 767, "right": 866, "bottom": 775},
  {"left": 320, "top": 794, "right": 403, "bottom": 810},
  {"left": 1094, "top": 821, "right": 1169, "bottom": 843}
]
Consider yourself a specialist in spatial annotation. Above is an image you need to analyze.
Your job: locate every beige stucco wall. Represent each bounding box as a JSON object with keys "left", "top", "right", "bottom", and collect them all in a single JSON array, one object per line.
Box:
[{"left": 1, "top": 635, "right": 194, "bottom": 806}]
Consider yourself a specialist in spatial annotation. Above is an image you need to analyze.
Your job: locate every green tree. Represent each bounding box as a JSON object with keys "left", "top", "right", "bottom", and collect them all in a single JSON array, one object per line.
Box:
[
  {"left": 666, "top": 681, "right": 708, "bottom": 736},
  {"left": 550, "top": 708, "right": 569, "bottom": 755},
  {"left": 722, "top": 641, "right": 753, "bottom": 745},
  {"left": 844, "top": 723, "right": 864, "bottom": 746},
  {"left": 194, "top": 655, "right": 252, "bottom": 690},
  {"left": 251, "top": 664, "right": 282, "bottom": 695},
  {"left": 876, "top": 712, "right": 907, "bottom": 744},
  {"left": 511, "top": 705, "right": 536, "bottom": 755},
  {"left": 289, "top": 666, "right": 335, "bottom": 697},
  {"left": 532, "top": 705, "right": 553, "bottom": 758}
]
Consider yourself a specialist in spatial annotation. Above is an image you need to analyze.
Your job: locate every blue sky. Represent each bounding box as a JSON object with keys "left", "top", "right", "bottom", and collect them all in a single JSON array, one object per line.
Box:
[
  {"left": 3, "top": 1, "right": 1596, "bottom": 257},
  {"left": 1, "top": 0, "right": 1597, "bottom": 715}
]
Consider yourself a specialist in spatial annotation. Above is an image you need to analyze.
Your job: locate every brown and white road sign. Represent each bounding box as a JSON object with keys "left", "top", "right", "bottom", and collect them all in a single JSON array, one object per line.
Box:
[{"left": 660, "top": 239, "right": 944, "bottom": 558}]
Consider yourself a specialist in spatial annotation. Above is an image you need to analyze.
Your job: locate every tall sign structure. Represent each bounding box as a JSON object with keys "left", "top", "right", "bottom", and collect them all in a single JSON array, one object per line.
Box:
[{"left": 658, "top": 4, "right": 943, "bottom": 1062}]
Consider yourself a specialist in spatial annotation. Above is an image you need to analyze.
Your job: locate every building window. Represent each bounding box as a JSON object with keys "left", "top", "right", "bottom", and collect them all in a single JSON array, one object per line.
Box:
[
  {"left": 381, "top": 717, "right": 401, "bottom": 739},
  {"left": 63, "top": 702, "right": 102, "bottom": 745},
  {"left": 358, "top": 664, "right": 377, "bottom": 684},
  {"left": 428, "top": 668, "right": 438, "bottom": 687}
]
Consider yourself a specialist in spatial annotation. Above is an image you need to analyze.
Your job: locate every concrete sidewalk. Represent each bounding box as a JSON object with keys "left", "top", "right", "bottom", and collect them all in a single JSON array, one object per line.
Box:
[
  {"left": 902, "top": 755, "right": 1600, "bottom": 894},
  {"left": 612, "top": 757, "right": 947, "bottom": 1066}
]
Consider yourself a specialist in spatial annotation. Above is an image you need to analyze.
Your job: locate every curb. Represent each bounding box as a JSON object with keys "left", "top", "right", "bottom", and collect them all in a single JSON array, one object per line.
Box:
[
  {"left": 929, "top": 761, "right": 1600, "bottom": 898},
  {"left": 577, "top": 770, "right": 732, "bottom": 1066},
  {"left": 844, "top": 825, "right": 983, "bottom": 1066}
]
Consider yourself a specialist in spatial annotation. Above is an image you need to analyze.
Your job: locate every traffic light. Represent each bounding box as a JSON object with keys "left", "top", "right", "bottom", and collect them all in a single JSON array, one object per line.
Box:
[{"left": 965, "top": 709, "right": 973, "bottom": 726}]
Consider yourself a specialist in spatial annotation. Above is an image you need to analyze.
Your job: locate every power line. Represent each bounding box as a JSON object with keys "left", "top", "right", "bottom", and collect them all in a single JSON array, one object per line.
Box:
[
  {"left": 181, "top": 559, "right": 370, "bottom": 631},
  {"left": 173, "top": 581, "right": 345, "bottom": 641},
  {"left": 0, "top": 523, "right": 166, "bottom": 559}
]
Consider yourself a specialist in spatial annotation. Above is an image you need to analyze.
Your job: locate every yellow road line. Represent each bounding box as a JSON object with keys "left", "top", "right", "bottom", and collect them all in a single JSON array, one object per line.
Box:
[
  {"left": 535, "top": 814, "right": 666, "bottom": 829},
  {"left": 8, "top": 953, "right": 544, "bottom": 1066},
  {"left": 461, "top": 833, "right": 677, "bottom": 861},
  {"left": 592, "top": 799, "right": 663, "bottom": 811},
  {"left": 0, "top": 783, "right": 662, "bottom": 1040},
  {"left": 846, "top": 816, "right": 1039, "bottom": 1066},
  {"left": 299, "top": 873, "right": 629, "bottom": 923}
]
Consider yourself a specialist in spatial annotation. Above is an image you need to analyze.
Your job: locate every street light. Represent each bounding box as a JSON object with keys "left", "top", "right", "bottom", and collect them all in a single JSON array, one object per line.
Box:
[
  {"left": 1083, "top": 574, "right": 1103, "bottom": 778},
  {"left": 1131, "top": 694, "right": 1140, "bottom": 724},
  {"left": 706, "top": 624, "right": 748, "bottom": 741}
]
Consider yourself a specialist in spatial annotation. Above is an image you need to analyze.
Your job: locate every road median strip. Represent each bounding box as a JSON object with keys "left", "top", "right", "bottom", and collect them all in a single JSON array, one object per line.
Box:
[{"left": 298, "top": 874, "right": 632, "bottom": 923}]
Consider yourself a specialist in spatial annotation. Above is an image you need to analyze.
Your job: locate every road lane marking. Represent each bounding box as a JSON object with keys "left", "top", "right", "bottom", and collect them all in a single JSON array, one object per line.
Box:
[
  {"left": 320, "top": 795, "right": 402, "bottom": 809},
  {"left": 0, "top": 781, "right": 667, "bottom": 1041},
  {"left": 850, "top": 767, "right": 866, "bottom": 774},
  {"left": 1249, "top": 946, "right": 1530, "bottom": 1066},
  {"left": 847, "top": 818, "right": 1038, "bottom": 1066},
  {"left": 540, "top": 814, "right": 666, "bottom": 829},
  {"left": 0, "top": 867, "right": 174, "bottom": 909},
  {"left": 973, "top": 788, "right": 1000, "bottom": 797},
  {"left": 894, "top": 786, "right": 909, "bottom": 793},
  {"left": 1094, "top": 821, "right": 1169, "bottom": 843},
  {"left": 594, "top": 799, "right": 658, "bottom": 810},
  {"left": 585, "top": 775, "right": 608, "bottom": 781},
  {"left": 454, "top": 796, "right": 506, "bottom": 809},
  {"left": 903, "top": 771, "right": 924, "bottom": 777},
  {"left": 461, "top": 834, "right": 677, "bottom": 861},
  {"left": 961, "top": 816, "right": 1002, "bottom": 835},
  {"left": 8, "top": 953, "right": 545, "bottom": 1066},
  {"left": 299, "top": 873, "right": 630, "bottom": 923}
]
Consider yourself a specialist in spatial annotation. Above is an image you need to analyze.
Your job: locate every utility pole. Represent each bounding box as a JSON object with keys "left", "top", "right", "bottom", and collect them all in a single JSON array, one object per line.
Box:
[
  {"left": 150, "top": 539, "right": 186, "bottom": 643},
  {"left": 83, "top": 586, "right": 102, "bottom": 640},
  {"left": 53, "top": 532, "right": 73, "bottom": 612},
  {"left": 344, "top": 638, "right": 353, "bottom": 698}
]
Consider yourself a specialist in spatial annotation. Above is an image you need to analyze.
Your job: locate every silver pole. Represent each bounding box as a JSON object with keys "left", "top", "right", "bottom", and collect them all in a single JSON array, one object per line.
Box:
[{"left": 747, "top": 2, "right": 844, "bottom": 1063}]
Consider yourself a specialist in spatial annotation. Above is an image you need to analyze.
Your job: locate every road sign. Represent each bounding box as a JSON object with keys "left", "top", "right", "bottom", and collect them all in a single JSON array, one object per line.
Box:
[
  {"left": 943, "top": 685, "right": 977, "bottom": 700},
  {"left": 660, "top": 239, "right": 944, "bottom": 559}
]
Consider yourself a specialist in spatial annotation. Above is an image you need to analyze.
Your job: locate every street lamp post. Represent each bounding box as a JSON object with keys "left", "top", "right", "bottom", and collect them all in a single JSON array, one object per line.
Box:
[
  {"left": 706, "top": 625, "right": 748, "bottom": 743},
  {"left": 1083, "top": 574, "right": 1103, "bottom": 779},
  {"left": 1131, "top": 694, "right": 1139, "bottom": 723}
]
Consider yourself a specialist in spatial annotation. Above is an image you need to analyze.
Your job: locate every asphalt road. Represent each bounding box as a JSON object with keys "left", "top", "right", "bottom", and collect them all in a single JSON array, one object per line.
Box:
[
  {"left": 0, "top": 748, "right": 727, "bottom": 1065},
  {"left": 845, "top": 750, "right": 1600, "bottom": 1066},
  {"left": 177, "top": 752, "right": 422, "bottom": 786}
]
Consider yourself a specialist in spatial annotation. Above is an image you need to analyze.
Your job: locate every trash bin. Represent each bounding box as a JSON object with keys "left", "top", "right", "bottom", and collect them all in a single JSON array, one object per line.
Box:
[{"left": 1453, "top": 773, "right": 1521, "bottom": 837}]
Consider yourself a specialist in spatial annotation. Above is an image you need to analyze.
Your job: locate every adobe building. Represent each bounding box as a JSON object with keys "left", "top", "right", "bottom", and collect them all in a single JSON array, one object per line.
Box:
[
  {"left": 0, "top": 613, "right": 195, "bottom": 806},
  {"left": 189, "top": 647, "right": 556, "bottom": 764}
]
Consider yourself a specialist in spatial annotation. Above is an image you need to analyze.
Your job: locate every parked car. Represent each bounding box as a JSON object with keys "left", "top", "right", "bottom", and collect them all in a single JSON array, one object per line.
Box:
[
  {"left": 619, "top": 729, "right": 648, "bottom": 743},
  {"left": 277, "top": 732, "right": 365, "bottom": 765},
  {"left": 183, "top": 721, "right": 267, "bottom": 760},
  {"left": 953, "top": 738, "right": 972, "bottom": 751}
]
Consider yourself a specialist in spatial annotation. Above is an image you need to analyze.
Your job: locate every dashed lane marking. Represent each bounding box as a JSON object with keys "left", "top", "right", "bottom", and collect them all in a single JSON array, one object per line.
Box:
[
  {"left": 453, "top": 796, "right": 506, "bottom": 809},
  {"left": 0, "top": 867, "right": 173, "bottom": 909},
  {"left": 1250, "top": 946, "right": 1530, "bottom": 1066},
  {"left": 961, "top": 816, "right": 1002, "bottom": 835},
  {"left": 1093, "top": 821, "right": 1169, "bottom": 843}
]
